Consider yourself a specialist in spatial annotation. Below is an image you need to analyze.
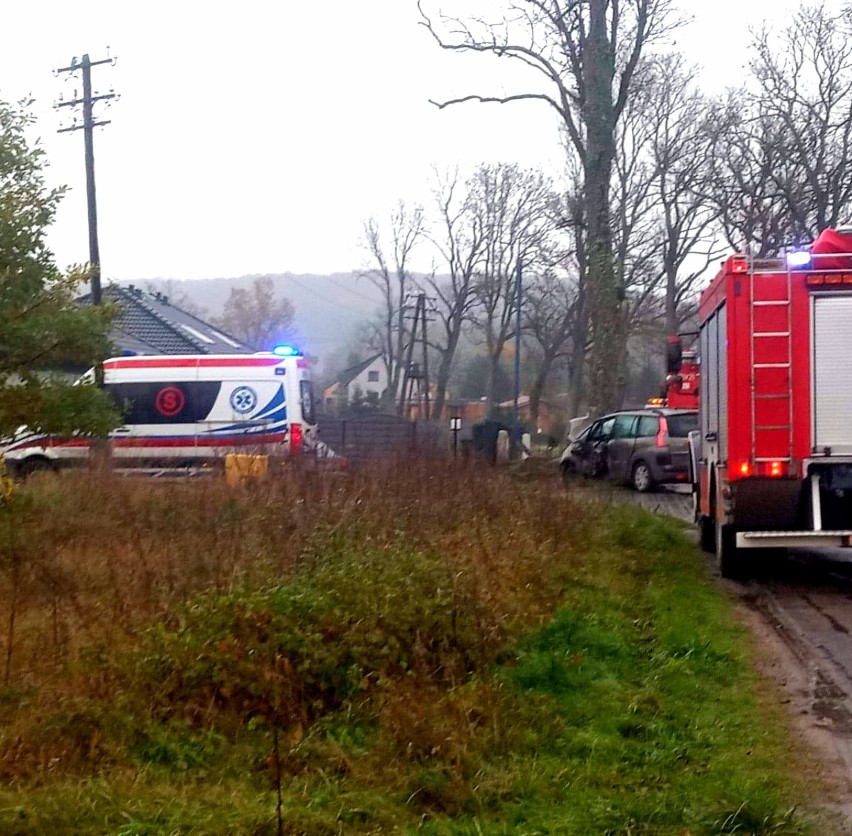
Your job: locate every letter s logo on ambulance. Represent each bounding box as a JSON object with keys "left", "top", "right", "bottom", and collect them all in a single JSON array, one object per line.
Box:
[
  {"left": 230, "top": 386, "right": 257, "bottom": 414},
  {"left": 155, "top": 386, "right": 186, "bottom": 417}
]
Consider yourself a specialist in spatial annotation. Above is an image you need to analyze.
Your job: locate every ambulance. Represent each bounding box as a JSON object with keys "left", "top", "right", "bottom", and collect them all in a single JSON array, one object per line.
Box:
[{"left": 2, "top": 346, "right": 318, "bottom": 474}]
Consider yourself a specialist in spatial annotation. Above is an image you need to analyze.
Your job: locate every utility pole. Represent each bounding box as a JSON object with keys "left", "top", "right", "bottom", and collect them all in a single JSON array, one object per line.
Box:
[
  {"left": 420, "top": 294, "right": 431, "bottom": 421},
  {"left": 399, "top": 293, "right": 436, "bottom": 420},
  {"left": 55, "top": 51, "right": 118, "bottom": 305},
  {"left": 513, "top": 260, "right": 523, "bottom": 426},
  {"left": 400, "top": 295, "right": 420, "bottom": 419}
]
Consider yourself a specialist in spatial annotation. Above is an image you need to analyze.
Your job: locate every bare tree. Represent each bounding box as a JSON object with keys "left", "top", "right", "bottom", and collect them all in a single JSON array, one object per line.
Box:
[
  {"left": 704, "top": 97, "right": 794, "bottom": 257},
  {"left": 522, "top": 268, "right": 578, "bottom": 428},
  {"left": 466, "top": 163, "right": 561, "bottom": 411},
  {"left": 361, "top": 202, "right": 426, "bottom": 413},
  {"left": 419, "top": 0, "right": 681, "bottom": 415},
  {"left": 751, "top": 3, "right": 852, "bottom": 239},
  {"left": 424, "top": 168, "right": 486, "bottom": 420},
  {"left": 705, "top": 5, "right": 852, "bottom": 256},
  {"left": 559, "top": 168, "right": 590, "bottom": 420},
  {"left": 610, "top": 64, "right": 663, "bottom": 337},
  {"left": 213, "top": 276, "right": 295, "bottom": 350},
  {"left": 643, "top": 54, "right": 724, "bottom": 333}
]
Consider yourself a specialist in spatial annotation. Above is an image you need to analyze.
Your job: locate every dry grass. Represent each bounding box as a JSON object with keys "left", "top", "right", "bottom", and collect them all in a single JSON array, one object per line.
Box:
[
  {"left": 0, "top": 462, "right": 588, "bottom": 772},
  {"left": 0, "top": 462, "right": 820, "bottom": 835}
]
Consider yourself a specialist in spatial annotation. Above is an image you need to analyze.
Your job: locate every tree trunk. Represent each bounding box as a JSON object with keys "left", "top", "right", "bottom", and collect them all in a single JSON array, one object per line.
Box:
[
  {"left": 583, "top": 0, "right": 624, "bottom": 418},
  {"left": 528, "top": 354, "right": 554, "bottom": 430},
  {"left": 485, "top": 351, "right": 501, "bottom": 415},
  {"left": 432, "top": 317, "right": 464, "bottom": 421},
  {"left": 566, "top": 350, "right": 586, "bottom": 422},
  {"left": 433, "top": 352, "right": 452, "bottom": 421},
  {"left": 664, "top": 235, "right": 679, "bottom": 336}
]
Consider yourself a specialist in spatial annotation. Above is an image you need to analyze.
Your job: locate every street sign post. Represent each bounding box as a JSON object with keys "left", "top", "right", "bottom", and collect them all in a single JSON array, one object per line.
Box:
[{"left": 449, "top": 416, "right": 462, "bottom": 458}]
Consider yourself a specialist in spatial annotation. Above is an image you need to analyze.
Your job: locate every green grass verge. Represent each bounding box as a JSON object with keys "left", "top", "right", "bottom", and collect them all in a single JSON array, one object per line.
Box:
[{"left": 0, "top": 498, "right": 823, "bottom": 835}]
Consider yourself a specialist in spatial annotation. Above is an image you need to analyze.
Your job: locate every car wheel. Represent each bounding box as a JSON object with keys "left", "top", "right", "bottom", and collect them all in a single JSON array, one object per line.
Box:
[
  {"left": 631, "top": 460, "right": 655, "bottom": 493},
  {"left": 17, "top": 457, "right": 54, "bottom": 478}
]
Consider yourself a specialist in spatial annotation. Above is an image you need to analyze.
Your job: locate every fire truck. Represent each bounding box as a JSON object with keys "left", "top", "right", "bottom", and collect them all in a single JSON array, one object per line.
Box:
[
  {"left": 692, "top": 227, "right": 852, "bottom": 578},
  {"left": 648, "top": 335, "right": 700, "bottom": 409}
]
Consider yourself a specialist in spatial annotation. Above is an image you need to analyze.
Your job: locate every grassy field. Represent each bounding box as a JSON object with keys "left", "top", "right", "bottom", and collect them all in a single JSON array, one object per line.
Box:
[{"left": 0, "top": 462, "right": 828, "bottom": 834}]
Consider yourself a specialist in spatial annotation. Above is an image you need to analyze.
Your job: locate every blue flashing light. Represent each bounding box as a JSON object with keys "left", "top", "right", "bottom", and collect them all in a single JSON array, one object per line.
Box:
[
  {"left": 272, "top": 344, "right": 300, "bottom": 357},
  {"left": 786, "top": 249, "right": 811, "bottom": 268}
]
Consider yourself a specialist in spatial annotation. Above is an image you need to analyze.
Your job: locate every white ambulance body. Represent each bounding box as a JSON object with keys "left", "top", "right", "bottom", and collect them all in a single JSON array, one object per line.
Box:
[{"left": 2, "top": 350, "right": 318, "bottom": 472}]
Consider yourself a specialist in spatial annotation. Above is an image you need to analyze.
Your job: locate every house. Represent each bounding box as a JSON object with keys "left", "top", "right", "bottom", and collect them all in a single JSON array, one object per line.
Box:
[
  {"left": 80, "top": 284, "right": 252, "bottom": 356},
  {"left": 322, "top": 354, "right": 386, "bottom": 413}
]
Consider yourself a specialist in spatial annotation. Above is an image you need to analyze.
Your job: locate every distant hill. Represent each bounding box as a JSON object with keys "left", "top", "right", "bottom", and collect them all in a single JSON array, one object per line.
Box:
[{"left": 123, "top": 273, "right": 384, "bottom": 367}]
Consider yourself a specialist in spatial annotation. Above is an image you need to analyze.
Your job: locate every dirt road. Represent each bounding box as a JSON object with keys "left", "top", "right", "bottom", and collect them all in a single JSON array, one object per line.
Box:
[
  {"left": 734, "top": 552, "right": 852, "bottom": 830},
  {"left": 594, "top": 480, "right": 852, "bottom": 830}
]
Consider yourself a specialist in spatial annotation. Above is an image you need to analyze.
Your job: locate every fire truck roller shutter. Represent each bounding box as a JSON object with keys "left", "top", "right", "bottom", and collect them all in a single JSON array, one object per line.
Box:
[
  {"left": 718, "top": 304, "right": 728, "bottom": 461},
  {"left": 813, "top": 296, "right": 852, "bottom": 455}
]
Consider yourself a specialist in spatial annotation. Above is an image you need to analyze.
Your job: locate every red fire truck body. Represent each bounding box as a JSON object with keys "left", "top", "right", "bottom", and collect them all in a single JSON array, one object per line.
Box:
[
  {"left": 694, "top": 229, "right": 852, "bottom": 577},
  {"left": 660, "top": 335, "right": 699, "bottom": 410}
]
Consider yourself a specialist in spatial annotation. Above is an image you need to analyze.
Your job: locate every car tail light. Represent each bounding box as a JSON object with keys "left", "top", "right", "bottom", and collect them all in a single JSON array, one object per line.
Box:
[
  {"left": 289, "top": 422, "right": 303, "bottom": 456},
  {"left": 656, "top": 416, "right": 669, "bottom": 448},
  {"left": 737, "top": 461, "right": 753, "bottom": 477}
]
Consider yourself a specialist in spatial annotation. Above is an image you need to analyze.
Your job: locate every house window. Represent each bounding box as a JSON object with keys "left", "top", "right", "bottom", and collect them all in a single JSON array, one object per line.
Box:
[{"left": 368, "top": 370, "right": 380, "bottom": 383}]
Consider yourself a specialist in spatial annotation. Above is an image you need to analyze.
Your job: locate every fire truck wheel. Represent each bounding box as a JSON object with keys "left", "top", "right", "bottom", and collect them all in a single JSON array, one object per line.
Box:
[
  {"left": 698, "top": 515, "right": 715, "bottom": 553},
  {"left": 716, "top": 521, "right": 750, "bottom": 580},
  {"left": 631, "top": 461, "right": 655, "bottom": 493}
]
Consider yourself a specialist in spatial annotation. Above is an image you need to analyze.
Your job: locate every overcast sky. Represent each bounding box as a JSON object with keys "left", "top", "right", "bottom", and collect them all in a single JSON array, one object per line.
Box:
[{"left": 0, "top": 0, "right": 821, "bottom": 282}]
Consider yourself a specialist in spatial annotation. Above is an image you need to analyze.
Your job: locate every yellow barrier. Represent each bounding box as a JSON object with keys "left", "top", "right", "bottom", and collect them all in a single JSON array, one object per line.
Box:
[
  {"left": 224, "top": 453, "right": 268, "bottom": 487},
  {"left": 0, "top": 455, "right": 13, "bottom": 504}
]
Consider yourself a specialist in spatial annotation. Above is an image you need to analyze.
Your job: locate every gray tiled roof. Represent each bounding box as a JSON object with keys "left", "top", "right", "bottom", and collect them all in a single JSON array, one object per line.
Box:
[{"left": 79, "top": 284, "right": 252, "bottom": 355}]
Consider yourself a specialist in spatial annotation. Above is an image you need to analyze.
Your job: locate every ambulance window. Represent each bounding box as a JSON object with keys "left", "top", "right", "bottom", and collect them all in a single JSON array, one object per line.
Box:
[{"left": 299, "top": 380, "right": 316, "bottom": 425}]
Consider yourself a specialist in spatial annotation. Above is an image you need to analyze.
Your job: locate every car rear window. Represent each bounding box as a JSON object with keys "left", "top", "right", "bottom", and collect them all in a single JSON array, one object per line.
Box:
[
  {"left": 666, "top": 413, "right": 698, "bottom": 437},
  {"left": 636, "top": 415, "right": 659, "bottom": 437}
]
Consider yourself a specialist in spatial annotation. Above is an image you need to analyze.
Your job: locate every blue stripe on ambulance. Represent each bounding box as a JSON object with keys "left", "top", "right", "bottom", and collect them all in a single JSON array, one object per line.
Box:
[{"left": 202, "top": 387, "right": 287, "bottom": 434}]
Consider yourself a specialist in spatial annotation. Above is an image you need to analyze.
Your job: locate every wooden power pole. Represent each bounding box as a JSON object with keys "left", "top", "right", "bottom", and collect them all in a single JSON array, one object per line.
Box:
[{"left": 55, "top": 51, "right": 118, "bottom": 305}]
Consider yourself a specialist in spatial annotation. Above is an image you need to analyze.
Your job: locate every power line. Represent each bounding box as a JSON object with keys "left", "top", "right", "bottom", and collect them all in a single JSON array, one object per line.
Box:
[
  {"left": 287, "top": 276, "right": 373, "bottom": 316},
  {"left": 325, "top": 276, "right": 380, "bottom": 304}
]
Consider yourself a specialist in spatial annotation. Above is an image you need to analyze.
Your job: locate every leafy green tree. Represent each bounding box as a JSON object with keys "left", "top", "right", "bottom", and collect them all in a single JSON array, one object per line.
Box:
[{"left": 0, "top": 97, "right": 118, "bottom": 439}]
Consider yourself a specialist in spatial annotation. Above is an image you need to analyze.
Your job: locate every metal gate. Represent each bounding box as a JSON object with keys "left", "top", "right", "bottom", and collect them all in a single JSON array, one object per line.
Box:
[{"left": 318, "top": 413, "right": 444, "bottom": 460}]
